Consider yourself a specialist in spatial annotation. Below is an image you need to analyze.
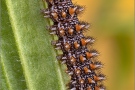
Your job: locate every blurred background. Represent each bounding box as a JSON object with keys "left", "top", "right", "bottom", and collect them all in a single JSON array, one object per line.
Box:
[{"left": 74, "top": 0, "right": 134, "bottom": 90}]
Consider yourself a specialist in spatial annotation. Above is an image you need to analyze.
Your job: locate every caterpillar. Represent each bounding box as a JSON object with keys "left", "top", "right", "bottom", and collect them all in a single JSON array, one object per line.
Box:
[{"left": 42, "top": 0, "right": 105, "bottom": 90}]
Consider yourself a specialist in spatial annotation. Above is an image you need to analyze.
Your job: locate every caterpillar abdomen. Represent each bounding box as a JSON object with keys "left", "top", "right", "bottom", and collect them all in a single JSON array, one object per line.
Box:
[{"left": 42, "top": 0, "right": 105, "bottom": 90}]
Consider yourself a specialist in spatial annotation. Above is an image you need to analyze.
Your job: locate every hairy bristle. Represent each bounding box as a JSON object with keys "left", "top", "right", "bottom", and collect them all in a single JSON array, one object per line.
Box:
[{"left": 42, "top": 0, "right": 105, "bottom": 90}]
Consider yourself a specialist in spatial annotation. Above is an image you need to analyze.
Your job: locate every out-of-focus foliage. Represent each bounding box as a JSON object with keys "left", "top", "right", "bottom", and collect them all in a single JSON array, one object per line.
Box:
[{"left": 76, "top": 0, "right": 134, "bottom": 90}]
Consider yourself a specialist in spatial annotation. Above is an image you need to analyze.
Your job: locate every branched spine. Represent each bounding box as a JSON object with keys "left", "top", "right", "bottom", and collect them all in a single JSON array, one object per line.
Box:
[{"left": 42, "top": 0, "right": 105, "bottom": 90}]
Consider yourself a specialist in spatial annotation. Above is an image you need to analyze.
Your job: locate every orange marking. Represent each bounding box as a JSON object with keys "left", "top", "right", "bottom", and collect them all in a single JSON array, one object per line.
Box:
[
  {"left": 95, "top": 86, "right": 100, "bottom": 90},
  {"left": 61, "top": 11, "right": 66, "bottom": 18},
  {"left": 70, "top": 57, "right": 76, "bottom": 63},
  {"left": 88, "top": 78, "right": 95, "bottom": 83},
  {"left": 87, "top": 87, "right": 92, "bottom": 90},
  {"left": 69, "top": 7, "right": 76, "bottom": 16},
  {"left": 49, "top": 0, "right": 53, "bottom": 4},
  {"left": 75, "top": 24, "right": 82, "bottom": 32},
  {"left": 64, "top": 43, "right": 70, "bottom": 51},
  {"left": 51, "top": 12, "right": 58, "bottom": 20},
  {"left": 83, "top": 66, "right": 89, "bottom": 73},
  {"left": 79, "top": 55, "right": 85, "bottom": 62},
  {"left": 90, "top": 64, "right": 96, "bottom": 70},
  {"left": 94, "top": 76, "right": 100, "bottom": 81},
  {"left": 86, "top": 52, "right": 92, "bottom": 59},
  {"left": 59, "top": 28, "right": 65, "bottom": 36},
  {"left": 75, "top": 69, "right": 81, "bottom": 75},
  {"left": 79, "top": 79, "right": 84, "bottom": 84},
  {"left": 68, "top": 28, "right": 74, "bottom": 35},
  {"left": 81, "top": 38, "right": 87, "bottom": 46},
  {"left": 74, "top": 41, "right": 80, "bottom": 49}
]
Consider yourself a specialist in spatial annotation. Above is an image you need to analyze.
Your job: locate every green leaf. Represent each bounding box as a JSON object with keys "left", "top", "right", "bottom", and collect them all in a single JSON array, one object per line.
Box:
[{"left": 0, "top": 0, "right": 69, "bottom": 90}]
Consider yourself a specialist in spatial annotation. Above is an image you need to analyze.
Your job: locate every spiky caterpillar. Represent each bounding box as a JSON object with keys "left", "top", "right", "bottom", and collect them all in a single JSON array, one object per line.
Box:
[{"left": 42, "top": 0, "right": 105, "bottom": 90}]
